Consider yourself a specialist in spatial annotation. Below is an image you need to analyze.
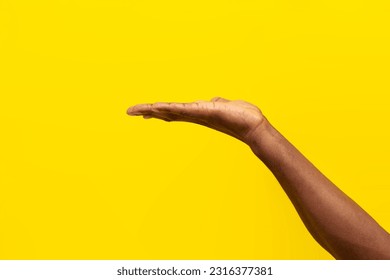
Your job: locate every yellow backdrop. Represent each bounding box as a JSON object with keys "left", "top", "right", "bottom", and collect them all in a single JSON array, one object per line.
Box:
[{"left": 1, "top": 1, "right": 389, "bottom": 259}]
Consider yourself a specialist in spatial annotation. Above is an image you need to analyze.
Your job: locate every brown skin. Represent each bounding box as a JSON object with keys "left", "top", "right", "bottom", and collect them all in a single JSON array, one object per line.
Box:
[{"left": 127, "top": 97, "right": 390, "bottom": 259}]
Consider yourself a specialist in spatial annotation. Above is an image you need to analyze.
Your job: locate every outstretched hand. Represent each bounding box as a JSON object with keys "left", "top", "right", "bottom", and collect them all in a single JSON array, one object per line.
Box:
[
  {"left": 127, "top": 97, "right": 266, "bottom": 145},
  {"left": 127, "top": 96, "right": 390, "bottom": 260}
]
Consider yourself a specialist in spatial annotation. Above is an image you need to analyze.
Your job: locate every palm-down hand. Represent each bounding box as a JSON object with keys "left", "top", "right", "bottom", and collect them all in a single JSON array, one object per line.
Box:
[{"left": 127, "top": 97, "right": 265, "bottom": 145}]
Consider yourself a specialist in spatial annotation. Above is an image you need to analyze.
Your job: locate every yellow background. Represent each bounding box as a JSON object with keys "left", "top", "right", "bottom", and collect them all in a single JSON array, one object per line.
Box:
[{"left": 1, "top": 0, "right": 389, "bottom": 259}]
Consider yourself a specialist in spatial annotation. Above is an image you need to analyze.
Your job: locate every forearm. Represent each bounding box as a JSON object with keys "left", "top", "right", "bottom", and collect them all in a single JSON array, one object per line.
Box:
[
  {"left": 249, "top": 118, "right": 390, "bottom": 259},
  {"left": 127, "top": 98, "right": 390, "bottom": 258}
]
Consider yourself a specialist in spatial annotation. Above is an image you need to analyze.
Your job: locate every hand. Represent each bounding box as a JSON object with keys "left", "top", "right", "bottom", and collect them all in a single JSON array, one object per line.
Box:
[{"left": 127, "top": 97, "right": 266, "bottom": 145}]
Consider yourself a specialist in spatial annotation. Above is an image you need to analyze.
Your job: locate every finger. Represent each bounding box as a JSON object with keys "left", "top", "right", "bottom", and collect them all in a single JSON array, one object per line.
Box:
[
  {"left": 140, "top": 108, "right": 219, "bottom": 131},
  {"left": 210, "top": 97, "right": 230, "bottom": 103},
  {"left": 150, "top": 102, "right": 209, "bottom": 120},
  {"left": 129, "top": 103, "right": 243, "bottom": 140},
  {"left": 127, "top": 102, "right": 201, "bottom": 118},
  {"left": 142, "top": 114, "right": 173, "bottom": 122},
  {"left": 142, "top": 109, "right": 206, "bottom": 124},
  {"left": 127, "top": 104, "right": 174, "bottom": 122},
  {"left": 139, "top": 109, "right": 196, "bottom": 123},
  {"left": 127, "top": 103, "right": 154, "bottom": 115},
  {"left": 128, "top": 101, "right": 220, "bottom": 125}
]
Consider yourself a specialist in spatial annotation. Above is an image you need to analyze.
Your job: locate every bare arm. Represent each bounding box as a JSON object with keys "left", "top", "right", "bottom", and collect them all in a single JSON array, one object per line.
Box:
[{"left": 127, "top": 97, "right": 390, "bottom": 259}]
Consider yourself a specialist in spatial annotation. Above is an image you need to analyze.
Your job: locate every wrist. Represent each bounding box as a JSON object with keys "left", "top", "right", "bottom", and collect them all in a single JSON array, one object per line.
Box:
[{"left": 246, "top": 117, "right": 279, "bottom": 157}]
